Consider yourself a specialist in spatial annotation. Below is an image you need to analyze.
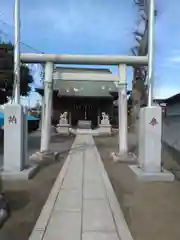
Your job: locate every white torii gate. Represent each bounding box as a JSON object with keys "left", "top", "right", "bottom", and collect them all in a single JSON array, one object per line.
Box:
[
  {"left": 23, "top": 55, "right": 147, "bottom": 155},
  {"left": 1, "top": 0, "right": 174, "bottom": 181}
]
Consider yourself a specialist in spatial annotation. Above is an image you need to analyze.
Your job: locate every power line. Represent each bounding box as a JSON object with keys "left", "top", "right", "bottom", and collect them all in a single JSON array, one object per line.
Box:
[
  {"left": 0, "top": 29, "right": 44, "bottom": 54},
  {"left": 0, "top": 17, "right": 45, "bottom": 82},
  {"left": 0, "top": 15, "right": 44, "bottom": 53},
  {"left": 0, "top": 13, "right": 45, "bottom": 103}
]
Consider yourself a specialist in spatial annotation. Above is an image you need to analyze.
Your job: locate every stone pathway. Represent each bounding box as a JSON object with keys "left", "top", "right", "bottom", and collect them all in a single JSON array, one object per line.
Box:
[{"left": 29, "top": 135, "right": 133, "bottom": 240}]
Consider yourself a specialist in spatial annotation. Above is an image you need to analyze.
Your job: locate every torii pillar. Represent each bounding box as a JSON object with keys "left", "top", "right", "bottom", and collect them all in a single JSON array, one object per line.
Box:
[
  {"left": 30, "top": 62, "right": 58, "bottom": 163},
  {"left": 112, "top": 64, "right": 135, "bottom": 162}
]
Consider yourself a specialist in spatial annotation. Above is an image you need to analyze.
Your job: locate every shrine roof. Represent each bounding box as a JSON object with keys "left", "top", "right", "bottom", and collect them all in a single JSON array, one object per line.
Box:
[
  {"left": 36, "top": 67, "right": 119, "bottom": 98},
  {"left": 52, "top": 67, "right": 118, "bottom": 97}
]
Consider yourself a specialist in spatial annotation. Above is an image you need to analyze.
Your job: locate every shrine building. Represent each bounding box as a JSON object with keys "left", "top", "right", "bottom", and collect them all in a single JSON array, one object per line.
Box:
[{"left": 36, "top": 67, "right": 121, "bottom": 128}]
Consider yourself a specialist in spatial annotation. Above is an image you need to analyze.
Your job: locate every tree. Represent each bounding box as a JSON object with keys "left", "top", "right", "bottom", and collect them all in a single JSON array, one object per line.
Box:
[
  {"left": 0, "top": 42, "right": 34, "bottom": 104},
  {"left": 130, "top": 1, "right": 157, "bottom": 130}
]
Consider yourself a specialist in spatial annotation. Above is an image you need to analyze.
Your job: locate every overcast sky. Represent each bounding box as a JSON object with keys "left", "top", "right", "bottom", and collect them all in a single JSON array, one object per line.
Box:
[{"left": 1, "top": 0, "right": 180, "bottom": 106}]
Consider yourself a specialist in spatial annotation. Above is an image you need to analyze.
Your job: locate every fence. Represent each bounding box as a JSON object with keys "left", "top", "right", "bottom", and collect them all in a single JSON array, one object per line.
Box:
[{"left": 162, "top": 102, "right": 180, "bottom": 152}]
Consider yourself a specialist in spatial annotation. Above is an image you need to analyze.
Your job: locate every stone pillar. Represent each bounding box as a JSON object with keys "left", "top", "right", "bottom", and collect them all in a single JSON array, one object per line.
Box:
[
  {"left": 139, "top": 107, "right": 161, "bottom": 172},
  {"left": 4, "top": 104, "right": 24, "bottom": 172},
  {"left": 3, "top": 104, "right": 37, "bottom": 180},
  {"left": 118, "top": 64, "right": 128, "bottom": 155},
  {"left": 40, "top": 62, "right": 54, "bottom": 152},
  {"left": 129, "top": 106, "right": 174, "bottom": 181}
]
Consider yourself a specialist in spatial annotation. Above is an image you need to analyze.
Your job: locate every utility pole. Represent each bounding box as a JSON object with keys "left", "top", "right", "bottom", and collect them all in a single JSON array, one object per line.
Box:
[
  {"left": 14, "top": 0, "right": 21, "bottom": 104},
  {"left": 147, "top": 0, "right": 155, "bottom": 107}
]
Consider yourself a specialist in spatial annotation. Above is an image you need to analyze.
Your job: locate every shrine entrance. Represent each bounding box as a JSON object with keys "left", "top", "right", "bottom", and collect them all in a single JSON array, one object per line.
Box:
[
  {"left": 71, "top": 100, "right": 98, "bottom": 128},
  {"left": 52, "top": 95, "right": 113, "bottom": 128}
]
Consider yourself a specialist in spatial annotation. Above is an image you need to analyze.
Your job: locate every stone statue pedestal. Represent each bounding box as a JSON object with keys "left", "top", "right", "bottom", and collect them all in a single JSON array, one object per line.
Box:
[
  {"left": 59, "top": 119, "right": 67, "bottom": 125},
  {"left": 100, "top": 119, "right": 110, "bottom": 125},
  {"left": 99, "top": 112, "right": 112, "bottom": 135},
  {"left": 56, "top": 123, "right": 70, "bottom": 135},
  {"left": 56, "top": 112, "right": 70, "bottom": 135},
  {"left": 99, "top": 124, "right": 112, "bottom": 135}
]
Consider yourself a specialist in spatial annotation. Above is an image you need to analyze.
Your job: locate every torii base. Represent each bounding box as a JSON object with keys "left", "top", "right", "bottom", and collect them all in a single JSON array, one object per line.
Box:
[
  {"left": 130, "top": 165, "right": 174, "bottom": 182},
  {"left": 1, "top": 165, "right": 38, "bottom": 181}
]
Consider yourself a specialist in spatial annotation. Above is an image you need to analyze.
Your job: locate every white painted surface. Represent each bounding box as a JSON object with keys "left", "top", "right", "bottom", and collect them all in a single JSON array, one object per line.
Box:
[
  {"left": 21, "top": 53, "right": 148, "bottom": 65},
  {"left": 14, "top": 0, "right": 21, "bottom": 104},
  {"left": 40, "top": 62, "right": 54, "bottom": 152},
  {"left": 29, "top": 135, "right": 133, "bottom": 240},
  {"left": 118, "top": 64, "right": 128, "bottom": 155},
  {"left": 118, "top": 85, "right": 128, "bottom": 154}
]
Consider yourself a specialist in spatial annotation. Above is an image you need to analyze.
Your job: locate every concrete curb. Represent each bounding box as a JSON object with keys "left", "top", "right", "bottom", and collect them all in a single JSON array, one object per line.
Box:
[{"left": 29, "top": 139, "right": 78, "bottom": 240}]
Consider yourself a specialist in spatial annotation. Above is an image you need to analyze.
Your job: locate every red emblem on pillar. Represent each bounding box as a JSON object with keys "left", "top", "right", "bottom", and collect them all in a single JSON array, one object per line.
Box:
[{"left": 149, "top": 117, "right": 158, "bottom": 126}]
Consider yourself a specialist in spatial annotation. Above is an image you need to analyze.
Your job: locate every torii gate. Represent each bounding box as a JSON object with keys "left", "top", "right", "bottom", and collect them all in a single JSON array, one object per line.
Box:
[
  {"left": 23, "top": 56, "right": 147, "bottom": 155},
  {"left": 1, "top": 0, "right": 174, "bottom": 181}
]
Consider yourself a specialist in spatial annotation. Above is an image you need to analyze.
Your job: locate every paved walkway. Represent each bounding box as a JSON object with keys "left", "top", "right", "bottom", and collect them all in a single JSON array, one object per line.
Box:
[{"left": 29, "top": 135, "right": 133, "bottom": 240}]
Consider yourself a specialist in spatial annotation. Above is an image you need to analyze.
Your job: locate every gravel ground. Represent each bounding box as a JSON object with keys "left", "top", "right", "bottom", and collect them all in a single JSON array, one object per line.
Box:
[{"left": 95, "top": 133, "right": 180, "bottom": 240}]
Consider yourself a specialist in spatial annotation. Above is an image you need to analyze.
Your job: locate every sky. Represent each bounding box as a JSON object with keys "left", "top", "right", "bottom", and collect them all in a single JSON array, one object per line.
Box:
[{"left": 1, "top": 0, "right": 180, "bottom": 106}]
